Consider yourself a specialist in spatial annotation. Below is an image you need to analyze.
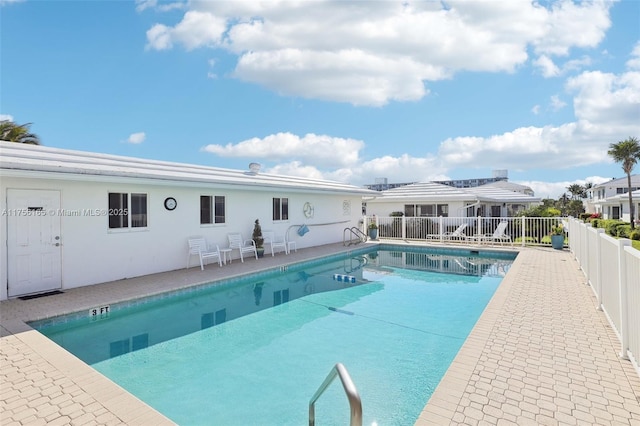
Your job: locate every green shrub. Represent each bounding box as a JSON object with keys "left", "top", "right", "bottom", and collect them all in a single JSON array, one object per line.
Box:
[
  {"left": 616, "top": 225, "right": 632, "bottom": 238},
  {"left": 604, "top": 220, "right": 626, "bottom": 237},
  {"left": 579, "top": 213, "right": 591, "bottom": 221},
  {"left": 591, "top": 218, "right": 601, "bottom": 228},
  {"left": 630, "top": 230, "right": 640, "bottom": 241}
]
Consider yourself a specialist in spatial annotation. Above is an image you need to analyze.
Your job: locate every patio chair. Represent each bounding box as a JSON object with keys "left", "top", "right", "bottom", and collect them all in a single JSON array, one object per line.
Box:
[
  {"left": 227, "top": 233, "right": 258, "bottom": 262},
  {"left": 442, "top": 223, "right": 468, "bottom": 242},
  {"left": 479, "top": 222, "right": 512, "bottom": 246},
  {"left": 263, "top": 231, "right": 288, "bottom": 256},
  {"left": 187, "top": 237, "right": 222, "bottom": 270}
]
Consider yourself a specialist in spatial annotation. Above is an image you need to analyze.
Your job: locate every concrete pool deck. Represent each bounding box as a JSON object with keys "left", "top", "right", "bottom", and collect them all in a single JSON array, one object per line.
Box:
[{"left": 1, "top": 242, "right": 639, "bottom": 425}]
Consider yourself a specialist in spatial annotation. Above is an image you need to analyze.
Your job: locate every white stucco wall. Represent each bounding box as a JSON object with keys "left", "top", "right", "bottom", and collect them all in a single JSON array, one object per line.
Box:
[{"left": 0, "top": 174, "right": 363, "bottom": 300}]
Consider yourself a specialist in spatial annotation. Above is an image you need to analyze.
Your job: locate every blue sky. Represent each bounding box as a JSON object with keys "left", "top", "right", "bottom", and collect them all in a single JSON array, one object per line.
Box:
[{"left": 1, "top": 0, "right": 639, "bottom": 198}]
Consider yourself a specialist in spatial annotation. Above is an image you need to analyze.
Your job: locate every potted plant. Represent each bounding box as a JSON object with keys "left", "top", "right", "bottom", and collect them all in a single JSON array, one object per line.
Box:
[
  {"left": 368, "top": 222, "right": 378, "bottom": 240},
  {"left": 550, "top": 223, "right": 564, "bottom": 250},
  {"left": 252, "top": 219, "right": 265, "bottom": 258}
]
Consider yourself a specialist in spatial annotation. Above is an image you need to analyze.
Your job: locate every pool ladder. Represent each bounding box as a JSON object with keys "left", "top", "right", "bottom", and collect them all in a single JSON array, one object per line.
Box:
[
  {"left": 343, "top": 227, "right": 367, "bottom": 246},
  {"left": 309, "top": 363, "right": 362, "bottom": 426}
]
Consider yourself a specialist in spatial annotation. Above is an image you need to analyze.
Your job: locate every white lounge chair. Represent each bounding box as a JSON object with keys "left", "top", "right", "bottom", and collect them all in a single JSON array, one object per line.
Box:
[
  {"left": 263, "top": 231, "right": 288, "bottom": 256},
  {"left": 227, "top": 233, "right": 258, "bottom": 262},
  {"left": 479, "top": 222, "right": 512, "bottom": 246},
  {"left": 442, "top": 223, "right": 468, "bottom": 242},
  {"left": 187, "top": 237, "right": 222, "bottom": 270}
]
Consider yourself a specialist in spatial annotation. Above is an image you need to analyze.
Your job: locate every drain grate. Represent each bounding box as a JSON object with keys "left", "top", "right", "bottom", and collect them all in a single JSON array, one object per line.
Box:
[{"left": 19, "top": 290, "right": 64, "bottom": 300}]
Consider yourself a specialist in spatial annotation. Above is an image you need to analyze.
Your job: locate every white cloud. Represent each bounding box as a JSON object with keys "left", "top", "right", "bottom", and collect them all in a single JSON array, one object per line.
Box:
[
  {"left": 550, "top": 95, "right": 566, "bottom": 111},
  {"left": 0, "top": 114, "right": 14, "bottom": 122},
  {"left": 202, "top": 59, "right": 639, "bottom": 188},
  {"left": 0, "top": 0, "right": 25, "bottom": 6},
  {"left": 534, "top": 55, "right": 560, "bottom": 77},
  {"left": 520, "top": 181, "right": 573, "bottom": 199},
  {"left": 127, "top": 132, "right": 146, "bottom": 144},
  {"left": 521, "top": 176, "right": 612, "bottom": 199},
  {"left": 627, "top": 41, "right": 640, "bottom": 70},
  {"left": 147, "top": 11, "right": 226, "bottom": 51},
  {"left": 566, "top": 70, "right": 640, "bottom": 133},
  {"left": 534, "top": 54, "right": 592, "bottom": 78},
  {"left": 144, "top": 0, "right": 614, "bottom": 106},
  {"left": 136, "top": 0, "right": 186, "bottom": 13},
  {"left": 531, "top": 105, "right": 541, "bottom": 115},
  {"left": 531, "top": 0, "right": 612, "bottom": 56},
  {"left": 202, "top": 133, "right": 364, "bottom": 168},
  {"left": 436, "top": 60, "right": 640, "bottom": 173}
]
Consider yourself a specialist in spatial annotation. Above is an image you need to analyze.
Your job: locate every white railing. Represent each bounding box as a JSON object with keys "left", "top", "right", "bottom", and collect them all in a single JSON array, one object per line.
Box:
[
  {"left": 364, "top": 215, "right": 567, "bottom": 247},
  {"left": 568, "top": 218, "right": 640, "bottom": 378}
]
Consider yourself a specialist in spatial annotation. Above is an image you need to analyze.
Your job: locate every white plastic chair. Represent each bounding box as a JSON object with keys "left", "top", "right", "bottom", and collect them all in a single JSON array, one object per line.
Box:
[
  {"left": 481, "top": 222, "right": 512, "bottom": 246},
  {"left": 263, "top": 231, "right": 288, "bottom": 256},
  {"left": 442, "top": 223, "right": 468, "bottom": 242},
  {"left": 187, "top": 237, "right": 222, "bottom": 270},
  {"left": 227, "top": 233, "right": 258, "bottom": 262}
]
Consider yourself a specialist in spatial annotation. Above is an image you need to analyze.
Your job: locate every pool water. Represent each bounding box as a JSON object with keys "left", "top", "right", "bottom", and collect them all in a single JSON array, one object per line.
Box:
[{"left": 33, "top": 247, "right": 514, "bottom": 425}]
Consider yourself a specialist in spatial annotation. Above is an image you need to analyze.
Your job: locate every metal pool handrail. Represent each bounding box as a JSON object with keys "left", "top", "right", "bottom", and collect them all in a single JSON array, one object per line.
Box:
[{"left": 309, "top": 363, "right": 362, "bottom": 426}]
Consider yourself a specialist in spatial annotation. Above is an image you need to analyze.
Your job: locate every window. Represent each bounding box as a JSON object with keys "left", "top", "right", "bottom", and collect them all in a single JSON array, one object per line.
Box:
[
  {"left": 273, "top": 197, "right": 289, "bottom": 221},
  {"left": 404, "top": 204, "right": 448, "bottom": 217},
  {"left": 108, "top": 192, "right": 147, "bottom": 229},
  {"left": 612, "top": 206, "right": 620, "bottom": 219},
  {"left": 200, "top": 195, "right": 225, "bottom": 225}
]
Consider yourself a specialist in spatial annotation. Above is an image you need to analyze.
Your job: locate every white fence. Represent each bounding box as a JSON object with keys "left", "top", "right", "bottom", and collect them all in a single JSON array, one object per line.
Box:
[
  {"left": 363, "top": 215, "right": 567, "bottom": 247},
  {"left": 568, "top": 217, "right": 640, "bottom": 378}
]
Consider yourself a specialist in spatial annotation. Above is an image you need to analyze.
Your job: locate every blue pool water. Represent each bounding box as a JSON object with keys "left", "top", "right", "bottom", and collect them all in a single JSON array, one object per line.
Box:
[{"left": 32, "top": 246, "right": 515, "bottom": 425}]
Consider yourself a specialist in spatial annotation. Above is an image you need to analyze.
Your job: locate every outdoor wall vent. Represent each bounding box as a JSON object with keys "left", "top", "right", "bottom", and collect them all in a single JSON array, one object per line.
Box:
[{"left": 248, "top": 162, "right": 261, "bottom": 174}]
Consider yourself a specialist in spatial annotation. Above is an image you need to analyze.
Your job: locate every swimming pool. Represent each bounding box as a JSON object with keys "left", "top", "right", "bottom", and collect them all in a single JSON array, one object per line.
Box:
[{"left": 32, "top": 246, "right": 516, "bottom": 425}]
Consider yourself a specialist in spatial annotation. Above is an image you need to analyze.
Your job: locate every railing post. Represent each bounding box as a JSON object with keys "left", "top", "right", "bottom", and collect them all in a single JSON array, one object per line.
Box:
[
  {"left": 521, "top": 216, "right": 526, "bottom": 247},
  {"left": 618, "top": 238, "right": 631, "bottom": 360},
  {"left": 594, "top": 227, "right": 604, "bottom": 311},
  {"left": 401, "top": 216, "right": 406, "bottom": 240},
  {"left": 439, "top": 216, "right": 444, "bottom": 241}
]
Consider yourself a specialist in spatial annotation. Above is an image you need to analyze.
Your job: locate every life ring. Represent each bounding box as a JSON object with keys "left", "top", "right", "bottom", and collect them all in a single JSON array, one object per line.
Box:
[{"left": 303, "top": 202, "right": 314, "bottom": 218}]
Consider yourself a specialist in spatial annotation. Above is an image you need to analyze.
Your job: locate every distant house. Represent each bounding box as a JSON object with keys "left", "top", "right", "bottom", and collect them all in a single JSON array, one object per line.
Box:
[
  {"left": 586, "top": 175, "right": 640, "bottom": 222},
  {"left": 0, "top": 142, "right": 376, "bottom": 300},
  {"left": 364, "top": 181, "right": 540, "bottom": 218}
]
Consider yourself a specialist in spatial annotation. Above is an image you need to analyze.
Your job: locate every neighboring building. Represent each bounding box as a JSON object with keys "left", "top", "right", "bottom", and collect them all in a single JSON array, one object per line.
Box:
[
  {"left": 364, "top": 177, "right": 415, "bottom": 191},
  {"left": 0, "top": 142, "right": 377, "bottom": 300},
  {"left": 364, "top": 181, "right": 540, "bottom": 218},
  {"left": 586, "top": 175, "right": 640, "bottom": 222},
  {"left": 477, "top": 180, "right": 535, "bottom": 196},
  {"left": 366, "top": 170, "right": 513, "bottom": 192},
  {"left": 433, "top": 169, "right": 509, "bottom": 189}
]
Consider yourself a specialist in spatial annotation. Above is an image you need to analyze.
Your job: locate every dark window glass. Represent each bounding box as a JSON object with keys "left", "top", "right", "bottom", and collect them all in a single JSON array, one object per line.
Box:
[
  {"left": 200, "top": 196, "right": 212, "bottom": 224},
  {"left": 214, "top": 196, "right": 225, "bottom": 224},
  {"left": 131, "top": 193, "right": 147, "bottom": 227},
  {"left": 108, "top": 193, "right": 128, "bottom": 229}
]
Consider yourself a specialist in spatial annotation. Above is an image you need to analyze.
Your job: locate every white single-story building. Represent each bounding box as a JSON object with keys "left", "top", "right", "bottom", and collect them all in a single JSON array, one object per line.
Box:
[
  {"left": 364, "top": 181, "right": 541, "bottom": 218},
  {"left": 0, "top": 142, "right": 377, "bottom": 300},
  {"left": 586, "top": 175, "right": 640, "bottom": 223}
]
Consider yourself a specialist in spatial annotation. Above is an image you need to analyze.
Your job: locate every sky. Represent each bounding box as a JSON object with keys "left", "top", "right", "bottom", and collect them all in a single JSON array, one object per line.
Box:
[{"left": 1, "top": 0, "right": 639, "bottom": 199}]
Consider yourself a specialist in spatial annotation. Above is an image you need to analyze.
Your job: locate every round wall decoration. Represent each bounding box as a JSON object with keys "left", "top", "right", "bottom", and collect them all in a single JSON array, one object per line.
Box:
[
  {"left": 303, "top": 202, "right": 314, "bottom": 218},
  {"left": 164, "top": 197, "right": 177, "bottom": 211}
]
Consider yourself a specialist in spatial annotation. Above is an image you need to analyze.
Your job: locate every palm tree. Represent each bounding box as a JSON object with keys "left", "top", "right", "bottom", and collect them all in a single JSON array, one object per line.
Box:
[
  {"left": 607, "top": 136, "right": 640, "bottom": 229},
  {"left": 0, "top": 120, "right": 41, "bottom": 145},
  {"left": 567, "top": 184, "right": 585, "bottom": 200}
]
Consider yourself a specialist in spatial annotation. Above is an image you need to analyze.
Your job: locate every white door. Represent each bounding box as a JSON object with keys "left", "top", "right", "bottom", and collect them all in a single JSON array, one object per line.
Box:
[{"left": 7, "top": 189, "right": 62, "bottom": 297}]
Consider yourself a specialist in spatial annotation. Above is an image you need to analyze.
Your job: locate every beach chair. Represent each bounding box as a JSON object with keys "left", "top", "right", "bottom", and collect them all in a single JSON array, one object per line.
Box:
[
  {"left": 187, "top": 237, "right": 222, "bottom": 270},
  {"left": 263, "top": 231, "right": 288, "bottom": 256},
  {"left": 480, "top": 222, "right": 512, "bottom": 246},
  {"left": 442, "top": 223, "right": 468, "bottom": 242},
  {"left": 227, "top": 233, "right": 258, "bottom": 262}
]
